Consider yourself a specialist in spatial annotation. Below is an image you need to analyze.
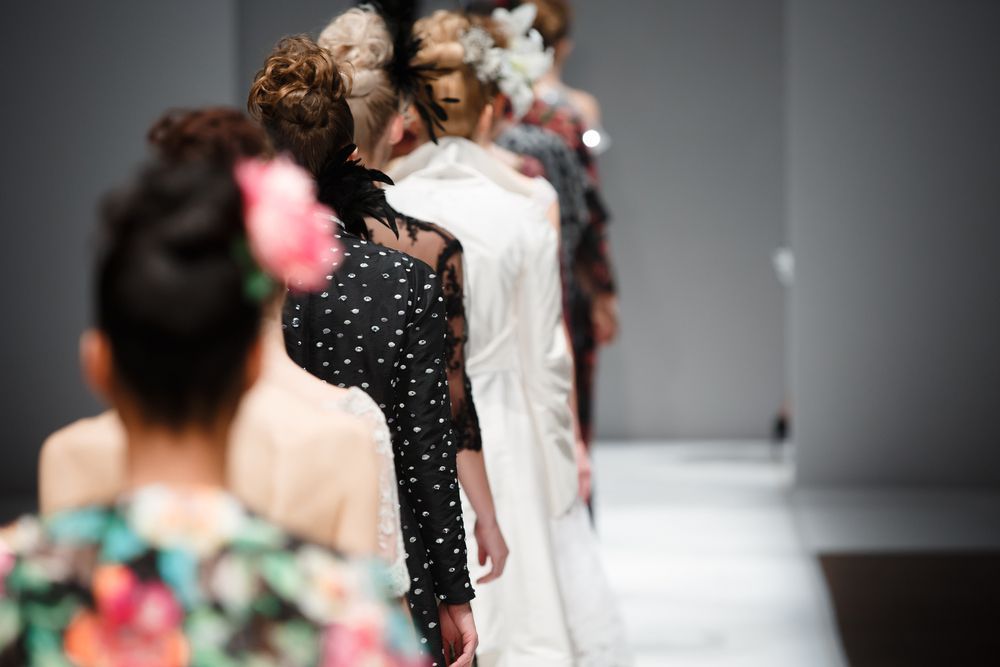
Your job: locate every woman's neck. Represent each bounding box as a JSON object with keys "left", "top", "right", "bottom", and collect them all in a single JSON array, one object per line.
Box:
[
  {"left": 125, "top": 420, "right": 229, "bottom": 490},
  {"left": 260, "top": 296, "right": 296, "bottom": 375},
  {"left": 537, "top": 66, "right": 564, "bottom": 90}
]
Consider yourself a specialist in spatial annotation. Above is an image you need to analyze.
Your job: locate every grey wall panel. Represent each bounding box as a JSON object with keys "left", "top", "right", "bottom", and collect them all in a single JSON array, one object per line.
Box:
[
  {"left": 565, "top": 0, "right": 786, "bottom": 438},
  {"left": 0, "top": 1, "right": 238, "bottom": 503},
  {"left": 788, "top": 0, "right": 1000, "bottom": 486}
]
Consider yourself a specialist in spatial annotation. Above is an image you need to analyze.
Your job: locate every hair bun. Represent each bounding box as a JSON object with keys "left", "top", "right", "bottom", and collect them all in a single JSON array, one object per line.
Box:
[
  {"left": 414, "top": 11, "right": 472, "bottom": 68},
  {"left": 413, "top": 41, "right": 465, "bottom": 69},
  {"left": 319, "top": 6, "right": 393, "bottom": 71},
  {"left": 99, "top": 160, "right": 249, "bottom": 341},
  {"left": 97, "top": 158, "right": 262, "bottom": 427},
  {"left": 248, "top": 36, "right": 346, "bottom": 128},
  {"left": 148, "top": 107, "right": 272, "bottom": 168},
  {"left": 348, "top": 68, "right": 383, "bottom": 98}
]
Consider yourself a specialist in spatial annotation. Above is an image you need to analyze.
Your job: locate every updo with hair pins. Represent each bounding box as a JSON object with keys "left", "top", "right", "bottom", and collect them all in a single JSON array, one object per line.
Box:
[
  {"left": 318, "top": 6, "right": 401, "bottom": 158},
  {"left": 247, "top": 35, "right": 354, "bottom": 175},
  {"left": 414, "top": 10, "right": 500, "bottom": 140}
]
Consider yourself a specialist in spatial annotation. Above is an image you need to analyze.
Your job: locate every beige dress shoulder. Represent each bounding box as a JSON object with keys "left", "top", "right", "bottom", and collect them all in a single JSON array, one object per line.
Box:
[{"left": 38, "top": 382, "right": 387, "bottom": 573}]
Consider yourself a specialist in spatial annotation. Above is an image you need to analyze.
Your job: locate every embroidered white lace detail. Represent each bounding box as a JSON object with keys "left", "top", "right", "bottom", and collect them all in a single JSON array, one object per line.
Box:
[{"left": 327, "top": 387, "right": 409, "bottom": 597}]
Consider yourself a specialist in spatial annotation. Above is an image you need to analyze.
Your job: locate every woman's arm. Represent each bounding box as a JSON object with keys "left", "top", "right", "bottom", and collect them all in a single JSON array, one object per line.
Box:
[
  {"left": 390, "top": 265, "right": 474, "bottom": 605},
  {"left": 437, "top": 239, "right": 509, "bottom": 582}
]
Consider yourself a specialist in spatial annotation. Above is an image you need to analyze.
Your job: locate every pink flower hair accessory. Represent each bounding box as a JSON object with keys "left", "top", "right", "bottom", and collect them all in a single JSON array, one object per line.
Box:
[{"left": 234, "top": 155, "right": 340, "bottom": 295}]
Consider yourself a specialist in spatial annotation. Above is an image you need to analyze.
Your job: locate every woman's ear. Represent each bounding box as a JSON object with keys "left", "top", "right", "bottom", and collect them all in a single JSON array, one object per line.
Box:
[
  {"left": 80, "top": 329, "right": 113, "bottom": 402},
  {"left": 388, "top": 112, "right": 406, "bottom": 147}
]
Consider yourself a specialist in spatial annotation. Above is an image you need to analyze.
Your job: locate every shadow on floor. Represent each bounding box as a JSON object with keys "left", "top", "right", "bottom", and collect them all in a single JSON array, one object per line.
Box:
[{"left": 820, "top": 552, "right": 1000, "bottom": 666}]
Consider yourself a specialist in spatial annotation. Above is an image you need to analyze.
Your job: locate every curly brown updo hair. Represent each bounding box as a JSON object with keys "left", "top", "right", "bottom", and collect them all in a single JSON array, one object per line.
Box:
[
  {"left": 247, "top": 35, "right": 355, "bottom": 175},
  {"left": 148, "top": 107, "right": 273, "bottom": 168}
]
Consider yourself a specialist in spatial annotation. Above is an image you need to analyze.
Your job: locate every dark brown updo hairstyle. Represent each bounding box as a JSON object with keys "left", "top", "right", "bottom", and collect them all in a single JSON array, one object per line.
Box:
[
  {"left": 148, "top": 107, "right": 274, "bottom": 167},
  {"left": 527, "top": 0, "right": 573, "bottom": 49},
  {"left": 247, "top": 35, "right": 355, "bottom": 176},
  {"left": 96, "top": 160, "right": 260, "bottom": 428}
]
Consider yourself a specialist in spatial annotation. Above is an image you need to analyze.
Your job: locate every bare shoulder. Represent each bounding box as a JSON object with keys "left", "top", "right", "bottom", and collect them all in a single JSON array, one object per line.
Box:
[
  {"left": 239, "top": 381, "right": 375, "bottom": 462},
  {"left": 39, "top": 411, "right": 124, "bottom": 514},
  {"left": 40, "top": 411, "right": 124, "bottom": 464}
]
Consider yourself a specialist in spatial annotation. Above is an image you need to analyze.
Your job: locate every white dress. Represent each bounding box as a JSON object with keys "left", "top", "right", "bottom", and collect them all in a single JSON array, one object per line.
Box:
[
  {"left": 389, "top": 137, "right": 577, "bottom": 667},
  {"left": 390, "top": 137, "right": 631, "bottom": 667},
  {"left": 326, "top": 387, "right": 409, "bottom": 598}
]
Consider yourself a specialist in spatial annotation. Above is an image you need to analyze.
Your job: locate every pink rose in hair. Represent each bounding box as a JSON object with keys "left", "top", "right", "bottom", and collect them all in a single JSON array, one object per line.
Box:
[{"left": 234, "top": 155, "right": 339, "bottom": 292}]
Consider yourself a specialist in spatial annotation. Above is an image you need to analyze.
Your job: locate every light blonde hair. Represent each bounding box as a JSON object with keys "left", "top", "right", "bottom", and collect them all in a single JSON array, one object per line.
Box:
[{"left": 318, "top": 7, "right": 401, "bottom": 157}]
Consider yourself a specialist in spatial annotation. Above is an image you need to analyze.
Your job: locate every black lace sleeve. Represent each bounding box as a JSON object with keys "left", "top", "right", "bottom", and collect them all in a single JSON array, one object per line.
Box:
[
  {"left": 369, "top": 213, "right": 484, "bottom": 452},
  {"left": 437, "top": 236, "right": 483, "bottom": 452}
]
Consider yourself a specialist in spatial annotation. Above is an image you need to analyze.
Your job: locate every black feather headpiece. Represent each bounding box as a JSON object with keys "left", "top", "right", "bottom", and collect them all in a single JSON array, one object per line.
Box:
[
  {"left": 316, "top": 143, "right": 398, "bottom": 240},
  {"left": 364, "top": 0, "right": 455, "bottom": 142}
]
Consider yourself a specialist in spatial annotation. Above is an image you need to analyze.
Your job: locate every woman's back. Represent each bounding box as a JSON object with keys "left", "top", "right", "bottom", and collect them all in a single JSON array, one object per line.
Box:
[{"left": 386, "top": 140, "right": 535, "bottom": 373}]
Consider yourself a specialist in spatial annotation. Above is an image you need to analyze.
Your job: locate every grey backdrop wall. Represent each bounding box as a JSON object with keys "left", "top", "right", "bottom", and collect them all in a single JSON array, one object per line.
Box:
[
  {"left": 788, "top": 0, "right": 1000, "bottom": 486},
  {"left": 0, "top": 1, "right": 238, "bottom": 507},
  {"left": 239, "top": 0, "right": 788, "bottom": 441},
  {"left": 568, "top": 0, "right": 786, "bottom": 439}
]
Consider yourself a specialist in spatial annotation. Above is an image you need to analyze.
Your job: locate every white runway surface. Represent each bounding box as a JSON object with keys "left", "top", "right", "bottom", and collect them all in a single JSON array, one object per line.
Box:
[{"left": 592, "top": 441, "right": 846, "bottom": 667}]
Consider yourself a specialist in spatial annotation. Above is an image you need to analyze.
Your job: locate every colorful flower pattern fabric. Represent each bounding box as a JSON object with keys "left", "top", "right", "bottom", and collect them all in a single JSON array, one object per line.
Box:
[{"left": 0, "top": 485, "right": 427, "bottom": 667}]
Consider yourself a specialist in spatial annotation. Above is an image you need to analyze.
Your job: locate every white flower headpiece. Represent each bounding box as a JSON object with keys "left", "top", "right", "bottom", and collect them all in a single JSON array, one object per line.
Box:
[{"left": 459, "top": 4, "right": 554, "bottom": 119}]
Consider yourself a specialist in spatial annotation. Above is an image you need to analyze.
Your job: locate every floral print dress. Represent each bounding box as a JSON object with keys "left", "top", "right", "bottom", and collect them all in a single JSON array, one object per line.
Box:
[{"left": 0, "top": 485, "right": 426, "bottom": 667}]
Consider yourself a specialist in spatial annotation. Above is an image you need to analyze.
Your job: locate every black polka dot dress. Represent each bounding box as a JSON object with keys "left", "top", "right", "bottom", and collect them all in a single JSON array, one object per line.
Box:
[{"left": 284, "top": 231, "right": 473, "bottom": 665}]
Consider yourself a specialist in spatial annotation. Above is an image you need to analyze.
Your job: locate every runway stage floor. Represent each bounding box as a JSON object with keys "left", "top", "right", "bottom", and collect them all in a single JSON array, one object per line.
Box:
[{"left": 592, "top": 441, "right": 846, "bottom": 666}]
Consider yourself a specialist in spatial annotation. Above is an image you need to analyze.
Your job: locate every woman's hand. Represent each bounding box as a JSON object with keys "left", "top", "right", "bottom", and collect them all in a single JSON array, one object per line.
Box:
[
  {"left": 592, "top": 293, "right": 619, "bottom": 345},
  {"left": 576, "top": 438, "right": 593, "bottom": 503},
  {"left": 474, "top": 515, "right": 509, "bottom": 584},
  {"left": 439, "top": 602, "right": 478, "bottom": 667}
]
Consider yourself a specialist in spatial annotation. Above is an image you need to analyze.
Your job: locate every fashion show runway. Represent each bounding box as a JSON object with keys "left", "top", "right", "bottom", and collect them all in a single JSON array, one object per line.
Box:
[{"left": 593, "top": 441, "right": 846, "bottom": 666}]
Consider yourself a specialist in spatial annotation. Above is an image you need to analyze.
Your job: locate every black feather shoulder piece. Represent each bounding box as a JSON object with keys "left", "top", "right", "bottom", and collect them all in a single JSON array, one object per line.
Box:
[
  {"left": 316, "top": 144, "right": 398, "bottom": 240},
  {"left": 365, "top": 0, "right": 453, "bottom": 142}
]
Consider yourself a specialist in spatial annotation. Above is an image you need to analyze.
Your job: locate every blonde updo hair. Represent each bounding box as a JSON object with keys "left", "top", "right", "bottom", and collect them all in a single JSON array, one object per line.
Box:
[
  {"left": 318, "top": 7, "right": 402, "bottom": 157},
  {"left": 247, "top": 35, "right": 354, "bottom": 175},
  {"left": 414, "top": 11, "right": 498, "bottom": 140}
]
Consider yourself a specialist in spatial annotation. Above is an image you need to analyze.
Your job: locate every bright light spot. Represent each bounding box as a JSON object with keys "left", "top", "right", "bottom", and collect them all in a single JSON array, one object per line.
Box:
[{"left": 582, "top": 129, "right": 601, "bottom": 148}]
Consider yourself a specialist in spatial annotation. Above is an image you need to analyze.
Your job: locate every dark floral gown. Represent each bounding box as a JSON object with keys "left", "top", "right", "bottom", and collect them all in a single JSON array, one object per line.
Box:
[
  {"left": 0, "top": 485, "right": 425, "bottom": 667},
  {"left": 284, "top": 230, "right": 473, "bottom": 666},
  {"left": 368, "top": 209, "right": 482, "bottom": 454}
]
